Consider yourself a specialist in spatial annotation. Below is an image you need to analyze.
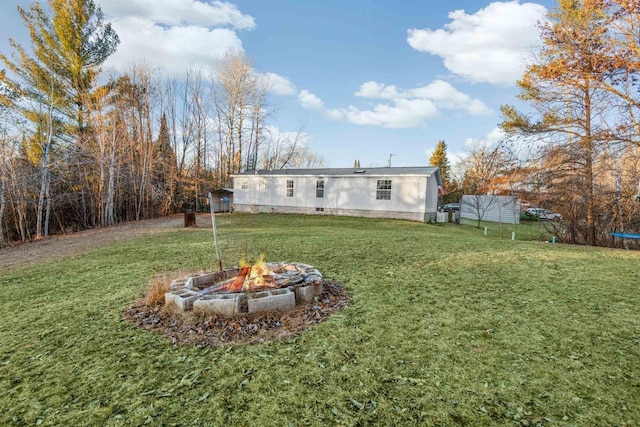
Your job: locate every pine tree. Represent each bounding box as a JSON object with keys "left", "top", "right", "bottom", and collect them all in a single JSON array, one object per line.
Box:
[
  {"left": 0, "top": 0, "right": 119, "bottom": 237},
  {"left": 500, "top": 0, "right": 621, "bottom": 245},
  {"left": 149, "top": 113, "right": 176, "bottom": 215},
  {"left": 430, "top": 140, "right": 461, "bottom": 203},
  {"left": 429, "top": 140, "right": 450, "bottom": 185},
  {"left": 1, "top": 0, "right": 119, "bottom": 141}
]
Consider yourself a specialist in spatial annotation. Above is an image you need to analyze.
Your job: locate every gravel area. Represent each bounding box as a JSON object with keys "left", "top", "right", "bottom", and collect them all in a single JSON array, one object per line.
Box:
[{"left": 0, "top": 214, "right": 210, "bottom": 270}]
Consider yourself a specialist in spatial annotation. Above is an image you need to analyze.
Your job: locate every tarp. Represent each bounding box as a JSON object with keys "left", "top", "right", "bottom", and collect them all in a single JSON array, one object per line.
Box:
[{"left": 611, "top": 232, "right": 640, "bottom": 240}]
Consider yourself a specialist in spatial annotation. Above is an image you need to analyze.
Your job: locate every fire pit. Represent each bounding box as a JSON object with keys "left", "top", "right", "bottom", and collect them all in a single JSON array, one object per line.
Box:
[{"left": 165, "top": 260, "right": 323, "bottom": 317}]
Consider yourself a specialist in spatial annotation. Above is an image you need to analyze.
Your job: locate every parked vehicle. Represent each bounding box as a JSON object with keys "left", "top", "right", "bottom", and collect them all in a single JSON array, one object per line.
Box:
[
  {"left": 439, "top": 203, "right": 460, "bottom": 212},
  {"left": 525, "top": 208, "right": 562, "bottom": 220}
]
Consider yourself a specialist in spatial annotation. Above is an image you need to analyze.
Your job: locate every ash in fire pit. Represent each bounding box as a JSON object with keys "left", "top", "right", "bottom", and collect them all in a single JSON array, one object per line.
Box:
[{"left": 165, "top": 261, "right": 323, "bottom": 317}]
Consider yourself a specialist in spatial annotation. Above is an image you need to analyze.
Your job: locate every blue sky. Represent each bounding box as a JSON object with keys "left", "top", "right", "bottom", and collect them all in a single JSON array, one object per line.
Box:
[{"left": 0, "top": 0, "right": 557, "bottom": 168}]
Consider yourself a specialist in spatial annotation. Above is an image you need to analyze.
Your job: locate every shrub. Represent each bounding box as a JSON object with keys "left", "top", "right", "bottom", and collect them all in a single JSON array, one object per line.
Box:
[{"left": 145, "top": 276, "right": 170, "bottom": 306}]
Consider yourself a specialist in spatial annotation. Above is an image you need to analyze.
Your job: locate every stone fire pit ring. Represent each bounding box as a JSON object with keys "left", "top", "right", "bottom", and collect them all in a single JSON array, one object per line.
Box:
[{"left": 165, "top": 263, "right": 323, "bottom": 317}]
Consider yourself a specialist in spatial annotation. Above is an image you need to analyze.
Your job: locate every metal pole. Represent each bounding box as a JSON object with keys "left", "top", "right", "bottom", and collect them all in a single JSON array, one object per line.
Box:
[{"left": 208, "top": 192, "right": 223, "bottom": 271}]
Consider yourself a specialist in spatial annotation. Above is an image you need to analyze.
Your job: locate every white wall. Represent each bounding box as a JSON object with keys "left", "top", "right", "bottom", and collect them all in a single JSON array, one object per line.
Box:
[
  {"left": 234, "top": 174, "right": 433, "bottom": 215},
  {"left": 460, "top": 195, "right": 521, "bottom": 224}
]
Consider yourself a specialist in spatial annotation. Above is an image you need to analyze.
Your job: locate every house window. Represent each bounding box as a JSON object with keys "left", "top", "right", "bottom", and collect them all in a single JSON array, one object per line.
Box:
[
  {"left": 316, "top": 179, "right": 324, "bottom": 198},
  {"left": 286, "top": 179, "right": 294, "bottom": 197},
  {"left": 376, "top": 179, "right": 392, "bottom": 200},
  {"left": 259, "top": 179, "right": 267, "bottom": 192},
  {"left": 241, "top": 181, "right": 249, "bottom": 190}
]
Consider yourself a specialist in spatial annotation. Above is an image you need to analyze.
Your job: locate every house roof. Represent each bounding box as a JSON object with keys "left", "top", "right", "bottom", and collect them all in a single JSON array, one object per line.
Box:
[{"left": 233, "top": 166, "right": 441, "bottom": 179}]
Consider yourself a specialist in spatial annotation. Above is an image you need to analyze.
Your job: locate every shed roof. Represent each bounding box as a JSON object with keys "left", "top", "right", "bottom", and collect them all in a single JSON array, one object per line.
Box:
[{"left": 208, "top": 187, "right": 234, "bottom": 194}]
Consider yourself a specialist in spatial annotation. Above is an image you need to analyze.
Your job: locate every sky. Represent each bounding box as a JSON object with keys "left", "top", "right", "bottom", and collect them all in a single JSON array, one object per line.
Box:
[{"left": 0, "top": 0, "right": 557, "bottom": 168}]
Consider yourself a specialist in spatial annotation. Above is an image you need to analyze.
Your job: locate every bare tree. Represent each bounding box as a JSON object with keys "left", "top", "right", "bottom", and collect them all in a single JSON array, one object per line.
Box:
[
  {"left": 0, "top": 125, "right": 9, "bottom": 244},
  {"left": 260, "top": 128, "right": 309, "bottom": 170},
  {"left": 212, "top": 52, "right": 264, "bottom": 185},
  {"left": 461, "top": 195, "right": 500, "bottom": 228},
  {"left": 457, "top": 139, "right": 506, "bottom": 195}
]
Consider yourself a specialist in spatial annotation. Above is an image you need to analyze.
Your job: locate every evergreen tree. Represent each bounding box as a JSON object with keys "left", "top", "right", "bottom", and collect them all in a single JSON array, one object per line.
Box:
[
  {"left": 429, "top": 139, "right": 462, "bottom": 202},
  {"left": 0, "top": 0, "right": 119, "bottom": 237},
  {"left": 429, "top": 140, "right": 450, "bottom": 185},
  {"left": 501, "top": 0, "right": 622, "bottom": 245},
  {"left": 153, "top": 113, "right": 178, "bottom": 214},
  {"left": 0, "top": 0, "right": 119, "bottom": 139}
]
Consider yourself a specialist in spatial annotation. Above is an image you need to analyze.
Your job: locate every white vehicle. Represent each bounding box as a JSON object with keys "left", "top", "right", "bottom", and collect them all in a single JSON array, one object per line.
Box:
[{"left": 525, "top": 208, "right": 562, "bottom": 220}]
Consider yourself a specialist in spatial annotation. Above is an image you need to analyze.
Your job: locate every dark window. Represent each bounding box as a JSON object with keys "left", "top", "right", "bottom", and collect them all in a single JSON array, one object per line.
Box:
[
  {"left": 316, "top": 179, "right": 324, "bottom": 198},
  {"left": 376, "top": 179, "right": 392, "bottom": 200},
  {"left": 286, "top": 179, "right": 294, "bottom": 197}
]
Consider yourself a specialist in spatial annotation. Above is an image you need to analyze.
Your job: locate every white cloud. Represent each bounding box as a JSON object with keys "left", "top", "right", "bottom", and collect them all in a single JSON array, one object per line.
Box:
[
  {"left": 258, "top": 72, "right": 297, "bottom": 96},
  {"left": 355, "top": 81, "right": 399, "bottom": 99},
  {"left": 105, "top": 17, "right": 243, "bottom": 74},
  {"left": 465, "top": 126, "right": 506, "bottom": 148},
  {"left": 407, "top": 1, "right": 547, "bottom": 85},
  {"left": 265, "top": 125, "right": 309, "bottom": 146},
  {"left": 299, "top": 80, "right": 491, "bottom": 128},
  {"left": 100, "top": 0, "right": 255, "bottom": 75},
  {"left": 332, "top": 99, "right": 439, "bottom": 128},
  {"left": 298, "top": 90, "right": 325, "bottom": 110},
  {"left": 100, "top": 0, "right": 255, "bottom": 29}
]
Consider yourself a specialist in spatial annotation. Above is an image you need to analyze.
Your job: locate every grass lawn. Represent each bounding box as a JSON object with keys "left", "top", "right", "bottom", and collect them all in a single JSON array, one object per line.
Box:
[{"left": 1, "top": 214, "right": 639, "bottom": 426}]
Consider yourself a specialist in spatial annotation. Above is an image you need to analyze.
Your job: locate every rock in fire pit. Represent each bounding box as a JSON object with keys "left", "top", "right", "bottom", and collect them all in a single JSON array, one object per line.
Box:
[{"left": 165, "top": 262, "right": 324, "bottom": 317}]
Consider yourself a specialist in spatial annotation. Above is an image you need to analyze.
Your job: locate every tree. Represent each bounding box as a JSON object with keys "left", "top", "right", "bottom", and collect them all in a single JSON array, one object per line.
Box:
[
  {"left": 212, "top": 52, "right": 266, "bottom": 186},
  {"left": 154, "top": 112, "right": 178, "bottom": 214},
  {"left": 1, "top": 0, "right": 119, "bottom": 136},
  {"left": 457, "top": 139, "right": 506, "bottom": 195},
  {"left": 599, "top": 0, "right": 640, "bottom": 145},
  {"left": 0, "top": 79, "right": 19, "bottom": 243},
  {"left": 429, "top": 139, "right": 460, "bottom": 203},
  {"left": 429, "top": 140, "right": 450, "bottom": 184},
  {"left": 461, "top": 194, "right": 501, "bottom": 229},
  {"left": 0, "top": 0, "right": 119, "bottom": 237},
  {"left": 501, "top": 0, "right": 622, "bottom": 245},
  {"left": 260, "top": 128, "right": 310, "bottom": 170}
]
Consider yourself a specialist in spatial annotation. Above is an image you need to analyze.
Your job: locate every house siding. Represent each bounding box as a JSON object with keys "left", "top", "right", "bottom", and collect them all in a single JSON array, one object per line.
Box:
[{"left": 233, "top": 171, "right": 440, "bottom": 222}]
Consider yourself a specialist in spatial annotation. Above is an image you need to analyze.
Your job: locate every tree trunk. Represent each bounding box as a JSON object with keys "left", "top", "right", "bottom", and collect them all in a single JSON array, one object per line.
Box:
[
  {"left": 583, "top": 85, "right": 596, "bottom": 246},
  {"left": 0, "top": 152, "right": 6, "bottom": 244},
  {"left": 36, "top": 139, "right": 51, "bottom": 239},
  {"left": 105, "top": 134, "right": 116, "bottom": 226}
]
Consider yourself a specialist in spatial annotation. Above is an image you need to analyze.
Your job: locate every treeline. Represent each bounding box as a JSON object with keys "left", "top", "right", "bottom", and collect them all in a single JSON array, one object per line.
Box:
[
  {"left": 500, "top": 0, "right": 640, "bottom": 246},
  {"left": 431, "top": 1, "right": 640, "bottom": 247},
  {"left": 0, "top": 1, "right": 320, "bottom": 244}
]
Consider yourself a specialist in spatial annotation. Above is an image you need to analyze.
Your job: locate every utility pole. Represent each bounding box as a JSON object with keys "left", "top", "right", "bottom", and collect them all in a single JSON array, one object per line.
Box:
[{"left": 387, "top": 153, "right": 394, "bottom": 167}]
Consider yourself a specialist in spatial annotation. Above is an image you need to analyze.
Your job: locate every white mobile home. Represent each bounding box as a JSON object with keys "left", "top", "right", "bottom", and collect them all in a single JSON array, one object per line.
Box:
[{"left": 232, "top": 167, "right": 442, "bottom": 222}]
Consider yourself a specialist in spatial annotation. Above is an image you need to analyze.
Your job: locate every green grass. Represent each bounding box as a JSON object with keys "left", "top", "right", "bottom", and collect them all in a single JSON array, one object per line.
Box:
[
  {"left": 1, "top": 214, "right": 639, "bottom": 426},
  {"left": 458, "top": 217, "right": 559, "bottom": 242}
]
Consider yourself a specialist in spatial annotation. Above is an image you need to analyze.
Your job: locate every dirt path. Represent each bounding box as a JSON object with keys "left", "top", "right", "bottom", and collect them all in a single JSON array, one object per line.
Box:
[{"left": 0, "top": 214, "right": 211, "bottom": 270}]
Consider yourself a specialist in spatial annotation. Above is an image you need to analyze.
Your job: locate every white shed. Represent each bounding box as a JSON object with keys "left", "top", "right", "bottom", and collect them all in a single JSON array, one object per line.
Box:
[
  {"left": 231, "top": 167, "right": 442, "bottom": 222},
  {"left": 460, "top": 195, "right": 521, "bottom": 224}
]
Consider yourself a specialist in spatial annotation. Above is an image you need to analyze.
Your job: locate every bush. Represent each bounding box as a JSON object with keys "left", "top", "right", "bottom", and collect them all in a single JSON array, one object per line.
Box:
[{"left": 145, "top": 276, "right": 170, "bottom": 306}]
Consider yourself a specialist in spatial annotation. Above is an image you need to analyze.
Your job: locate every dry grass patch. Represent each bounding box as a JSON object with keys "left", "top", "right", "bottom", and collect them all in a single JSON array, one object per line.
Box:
[{"left": 144, "top": 275, "right": 171, "bottom": 306}]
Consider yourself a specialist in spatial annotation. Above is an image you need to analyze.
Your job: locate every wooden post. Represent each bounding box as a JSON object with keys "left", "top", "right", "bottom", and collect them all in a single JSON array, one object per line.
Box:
[{"left": 208, "top": 192, "right": 223, "bottom": 271}]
